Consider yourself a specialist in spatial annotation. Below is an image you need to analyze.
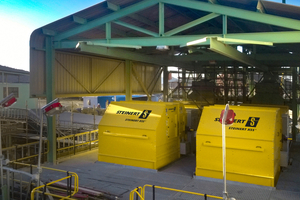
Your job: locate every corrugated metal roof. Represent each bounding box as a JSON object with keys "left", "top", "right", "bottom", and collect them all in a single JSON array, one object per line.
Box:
[
  {"left": 0, "top": 65, "right": 29, "bottom": 74},
  {"left": 34, "top": 0, "right": 300, "bottom": 39},
  {"left": 30, "top": 0, "right": 300, "bottom": 72}
]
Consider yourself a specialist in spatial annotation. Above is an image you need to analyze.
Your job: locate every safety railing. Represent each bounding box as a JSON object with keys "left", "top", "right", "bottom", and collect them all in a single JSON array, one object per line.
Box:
[
  {"left": 3, "top": 140, "right": 48, "bottom": 165},
  {"left": 57, "top": 120, "right": 95, "bottom": 132},
  {"left": 7, "top": 161, "right": 79, "bottom": 200},
  {"left": 1, "top": 166, "right": 36, "bottom": 200},
  {"left": 57, "top": 129, "right": 99, "bottom": 158},
  {"left": 130, "top": 184, "right": 223, "bottom": 200},
  {"left": 31, "top": 171, "right": 79, "bottom": 200}
]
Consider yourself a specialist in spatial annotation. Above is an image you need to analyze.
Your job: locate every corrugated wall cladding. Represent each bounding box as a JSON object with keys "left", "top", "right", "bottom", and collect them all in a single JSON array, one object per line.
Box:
[
  {"left": 131, "top": 62, "right": 161, "bottom": 94},
  {"left": 30, "top": 51, "right": 161, "bottom": 97}
]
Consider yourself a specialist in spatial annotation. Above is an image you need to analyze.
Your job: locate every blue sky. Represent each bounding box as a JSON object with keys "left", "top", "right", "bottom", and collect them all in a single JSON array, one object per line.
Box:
[{"left": 0, "top": 0, "right": 300, "bottom": 71}]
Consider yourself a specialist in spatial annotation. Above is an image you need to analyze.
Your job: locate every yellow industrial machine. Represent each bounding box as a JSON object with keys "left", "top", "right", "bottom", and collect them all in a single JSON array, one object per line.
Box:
[
  {"left": 196, "top": 105, "right": 282, "bottom": 187},
  {"left": 98, "top": 101, "right": 186, "bottom": 170}
]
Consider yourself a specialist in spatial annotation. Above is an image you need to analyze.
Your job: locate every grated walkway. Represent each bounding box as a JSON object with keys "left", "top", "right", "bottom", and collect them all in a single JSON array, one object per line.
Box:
[{"left": 40, "top": 142, "right": 300, "bottom": 200}]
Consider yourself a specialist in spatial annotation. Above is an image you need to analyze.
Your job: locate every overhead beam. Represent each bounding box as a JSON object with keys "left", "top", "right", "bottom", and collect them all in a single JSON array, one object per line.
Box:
[
  {"left": 79, "top": 43, "right": 193, "bottom": 68},
  {"left": 106, "top": 22, "right": 111, "bottom": 40},
  {"left": 164, "top": 13, "right": 220, "bottom": 36},
  {"left": 161, "top": 0, "right": 300, "bottom": 30},
  {"left": 73, "top": 15, "right": 87, "bottom": 24},
  {"left": 42, "top": 28, "right": 56, "bottom": 36},
  {"left": 54, "top": 0, "right": 159, "bottom": 41},
  {"left": 113, "top": 20, "right": 159, "bottom": 37},
  {"left": 209, "top": 37, "right": 268, "bottom": 71},
  {"left": 56, "top": 31, "right": 300, "bottom": 48},
  {"left": 159, "top": 2, "right": 164, "bottom": 36},
  {"left": 107, "top": 1, "right": 120, "bottom": 11}
]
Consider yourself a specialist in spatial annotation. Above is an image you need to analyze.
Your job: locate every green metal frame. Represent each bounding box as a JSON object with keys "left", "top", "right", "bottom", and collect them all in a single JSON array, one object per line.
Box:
[{"left": 45, "top": 37, "right": 57, "bottom": 163}]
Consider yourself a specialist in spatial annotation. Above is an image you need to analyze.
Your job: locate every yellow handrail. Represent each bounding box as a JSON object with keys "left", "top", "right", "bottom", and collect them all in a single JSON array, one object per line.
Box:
[
  {"left": 4, "top": 140, "right": 49, "bottom": 162},
  {"left": 9, "top": 161, "right": 79, "bottom": 200},
  {"left": 57, "top": 129, "right": 98, "bottom": 140},
  {"left": 129, "top": 184, "right": 223, "bottom": 200},
  {"left": 31, "top": 173, "right": 79, "bottom": 200},
  {"left": 57, "top": 139, "right": 98, "bottom": 152},
  {"left": 129, "top": 187, "right": 144, "bottom": 200}
]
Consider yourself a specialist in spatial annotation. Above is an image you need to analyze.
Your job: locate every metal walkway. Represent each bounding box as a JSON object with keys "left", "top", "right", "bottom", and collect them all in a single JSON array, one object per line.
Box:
[{"left": 38, "top": 142, "right": 300, "bottom": 200}]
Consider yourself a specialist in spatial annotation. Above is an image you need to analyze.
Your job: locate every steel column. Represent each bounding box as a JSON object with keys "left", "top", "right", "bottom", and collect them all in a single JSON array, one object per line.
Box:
[
  {"left": 163, "top": 67, "right": 169, "bottom": 102},
  {"left": 223, "top": 15, "right": 227, "bottom": 36},
  {"left": 45, "top": 37, "right": 57, "bottom": 164},
  {"left": 159, "top": 2, "right": 164, "bottom": 36},
  {"left": 292, "top": 67, "right": 298, "bottom": 141}
]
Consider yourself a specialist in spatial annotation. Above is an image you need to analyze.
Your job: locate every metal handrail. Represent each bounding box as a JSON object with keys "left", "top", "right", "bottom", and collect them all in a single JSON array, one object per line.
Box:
[
  {"left": 9, "top": 161, "right": 79, "bottom": 200},
  {"left": 57, "top": 130, "right": 99, "bottom": 157},
  {"left": 31, "top": 175, "right": 78, "bottom": 200},
  {"left": 129, "top": 184, "right": 223, "bottom": 200},
  {"left": 3, "top": 140, "right": 49, "bottom": 162}
]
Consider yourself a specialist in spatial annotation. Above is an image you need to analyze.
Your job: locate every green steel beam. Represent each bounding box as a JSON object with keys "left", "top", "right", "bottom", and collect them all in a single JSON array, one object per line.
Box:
[
  {"left": 106, "top": 22, "right": 111, "bottom": 40},
  {"left": 107, "top": 1, "right": 120, "bottom": 11},
  {"left": 223, "top": 15, "right": 227, "bottom": 36},
  {"left": 79, "top": 43, "right": 193, "bottom": 68},
  {"left": 113, "top": 20, "right": 159, "bottom": 37},
  {"left": 56, "top": 31, "right": 300, "bottom": 48},
  {"left": 73, "top": 15, "right": 87, "bottom": 24},
  {"left": 107, "top": 1, "right": 158, "bottom": 29},
  {"left": 209, "top": 37, "right": 268, "bottom": 71},
  {"left": 159, "top": 2, "right": 164, "bottom": 36},
  {"left": 45, "top": 37, "right": 56, "bottom": 164},
  {"left": 125, "top": 60, "right": 132, "bottom": 101},
  {"left": 54, "top": 0, "right": 159, "bottom": 41},
  {"left": 164, "top": 13, "right": 220, "bottom": 36},
  {"left": 161, "top": 0, "right": 300, "bottom": 30},
  {"left": 173, "top": 53, "right": 300, "bottom": 63},
  {"left": 42, "top": 29, "right": 56, "bottom": 36}
]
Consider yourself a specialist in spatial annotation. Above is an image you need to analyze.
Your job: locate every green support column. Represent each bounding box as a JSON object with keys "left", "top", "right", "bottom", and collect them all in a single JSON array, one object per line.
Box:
[
  {"left": 159, "top": 2, "right": 164, "bottom": 36},
  {"left": 163, "top": 66, "right": 169, "bottom": 102},
  {"left": 292, "top": 67, "right": 298, "bottom": 141},
  {"left": 125, "top": 60, "right": 132, "bottom": 101},
  {"left": 223, "top": 15, "right": 227, "bottom": 36},
  {"left": 45, "top": 37, "right": 57, "bottom": 164}
]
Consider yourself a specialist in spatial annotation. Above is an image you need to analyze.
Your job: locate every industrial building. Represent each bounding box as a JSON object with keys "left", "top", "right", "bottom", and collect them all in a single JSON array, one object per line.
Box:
[{"left": 1, "top": 0, "right": 300, "bottom": 199}]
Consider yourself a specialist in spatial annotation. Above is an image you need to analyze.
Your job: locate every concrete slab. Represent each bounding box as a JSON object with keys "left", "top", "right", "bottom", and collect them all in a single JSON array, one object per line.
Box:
[{"left": 38, "top": 142, "right": 300, "bottom": 200}]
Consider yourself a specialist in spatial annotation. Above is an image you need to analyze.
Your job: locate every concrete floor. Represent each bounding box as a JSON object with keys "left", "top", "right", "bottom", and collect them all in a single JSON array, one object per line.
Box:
[{"left": 38, "top": 141, "right": 300, "bottom": 200}]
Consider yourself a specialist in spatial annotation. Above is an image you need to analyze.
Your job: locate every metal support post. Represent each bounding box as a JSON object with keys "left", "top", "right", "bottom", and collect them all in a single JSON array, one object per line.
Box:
[
  {"left": 0, "top": 120, "right": 7, "bottom": 199},
  {"left": 46, "top": 36, "right": 57, "bottom": 164},
  {"left": 222, "top": 104, "right": 229, "bottom": 200},
  {"left": 292, "top": 67, "right": 298, "bottom": 141},
  {"left": 163, "top": 67, "right": 169, "bottom": 102},
  {"left": 36, "top": 113, "right": 44, "bottom": 199}
]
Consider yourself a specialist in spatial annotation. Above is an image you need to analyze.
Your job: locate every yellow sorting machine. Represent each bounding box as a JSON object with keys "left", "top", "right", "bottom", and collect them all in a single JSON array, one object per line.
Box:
[
  {"left": 196, "top": 105, "right": 282, "bottom": 187},
  {"left": 98, "top": 101, "right": 187, "bottom": 170}
]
